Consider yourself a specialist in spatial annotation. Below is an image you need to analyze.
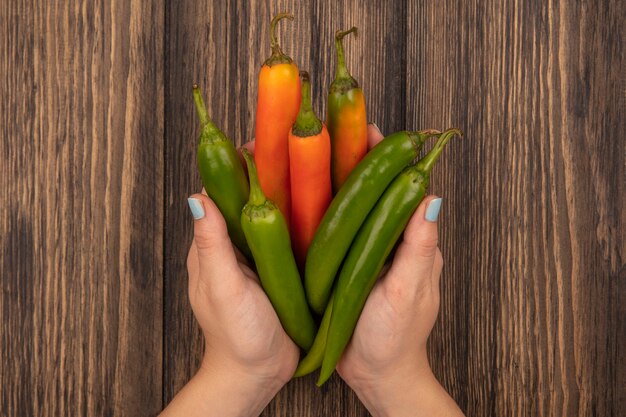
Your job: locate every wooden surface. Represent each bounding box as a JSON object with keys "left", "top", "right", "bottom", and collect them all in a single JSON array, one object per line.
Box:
[
  {"left": 0, "top": 1, "right": 165, "bottom": 416},
  {"left": 2, "top": 0, "right": 624, "bottom": 416}
]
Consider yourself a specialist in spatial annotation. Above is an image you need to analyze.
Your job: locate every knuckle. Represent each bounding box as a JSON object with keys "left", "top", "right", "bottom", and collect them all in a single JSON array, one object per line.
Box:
[
  {"left": 413, "top": 234, "right": 438, "bottom": 258},
  {"left": 194, "top": 234, "right": 218, "bottom": 252},
  {"left": 384, "top": 279, "right": 405, "bottom": 304},
  {"left": 413, "top": 276, "right": 432, "bottom": 299},
  {"left": 194, "top": 224, "right": 227, "bottom": 252},
  {"left": 415, "top": 282, "right": 434, "bottom": 303}
]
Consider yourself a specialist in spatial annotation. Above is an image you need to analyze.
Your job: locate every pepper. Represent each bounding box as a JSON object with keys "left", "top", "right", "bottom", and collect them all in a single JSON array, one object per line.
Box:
[
  {"left": 254, "top": 13, "right": 301, "bottom": 225},
  {"left": 240, "top": 149, "right": 316, "bottom": 350},
  {"left": 327, "top": 27, "right": 368, "bottom": 193},
  {"left": 316, "top": 128, "right": 462, "bottom": 386},
  {"left": 193, "top": 85, "right": 251, "bottom": 260},
  {"left": 288, "top": 71, "right": 332, "bottom": 269},
  {"left": 305, "top": 129, "right": 441, "bottom": 315},
  {"left": 293, "top": 294, "right": 333, "bottom": 378}
]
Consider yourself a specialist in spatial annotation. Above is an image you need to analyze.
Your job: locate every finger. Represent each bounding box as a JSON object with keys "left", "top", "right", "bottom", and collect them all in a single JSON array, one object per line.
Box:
[
  {"left": 231, "top": 244, "right": 258, "bottom": 281},
  {"left": 385, "top": 196, "right": 442, "bottom": 296},
  {"left": 367, "top": 123, "right": 384, "bottom": 150},
  {"left": 187, "top": 194, "right": 244, "bottom": 296},
  {"left": 196, "top": 187, "right": 255, "bottom": 278},
  {"left": 240, "top": 140, "right": 255, "bottom": 154},
  {"left": 232, "top": 244, "right": 249, "bottom": 265},
  {"left": 237, "top": 141, "right": 255, "bottom": 173}
]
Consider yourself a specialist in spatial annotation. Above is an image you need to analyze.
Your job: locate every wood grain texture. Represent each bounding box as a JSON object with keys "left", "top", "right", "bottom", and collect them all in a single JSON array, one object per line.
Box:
[
  {"left": 2, "top": 0, "right": 624, "bottom": 416},
  {"left": 407, "top": 1, "right": 626, "bottom": 416},
  {"left": 165, "top": 1, "right": 625, "bottom": 416},
  {"left": 0, "top": 1, "right": 164, "bottom": 416},
  {"left": 164, "top": 1, "right": 406, "bottom": 415}
]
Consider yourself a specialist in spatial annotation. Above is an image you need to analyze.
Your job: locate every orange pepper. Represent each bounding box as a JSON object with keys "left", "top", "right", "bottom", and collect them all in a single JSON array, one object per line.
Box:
[
  {"left": 289, "top": 71, "right": 332, "bottom": 270},
  {"left": 254, "top": 13, "right": 301, "bottom": 224},
  {"left": 327, "top": 27, "right": 368, "bottom": 193}
]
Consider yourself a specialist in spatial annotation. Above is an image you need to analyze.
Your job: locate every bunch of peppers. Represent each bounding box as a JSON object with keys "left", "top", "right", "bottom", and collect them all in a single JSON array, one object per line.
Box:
[{"left": 192, "top": 13, "right": 462, "bottom": 386}]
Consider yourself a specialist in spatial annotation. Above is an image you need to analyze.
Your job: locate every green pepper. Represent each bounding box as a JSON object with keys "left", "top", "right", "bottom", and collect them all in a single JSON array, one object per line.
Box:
[
  {"left": 293, "top": 294, "right": 334, "bottom": 378},
  {"left": 305, "top": 129, "right": 441, "bottom": 315},
  {"left": 240, "top": 149, "right": 316, "bottom": 351},
  {"left": 193, "top": 86, "right": 251, "bottom": 260},
  {"left": 317, "top": 128, "right": 462, "bottom": 386}
]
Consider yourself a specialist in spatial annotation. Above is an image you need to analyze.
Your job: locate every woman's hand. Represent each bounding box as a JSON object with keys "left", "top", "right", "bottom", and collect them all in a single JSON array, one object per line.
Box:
[
  {"left": 161, "top": 191, "right": 298, "bottom": 417},
  {"left": 162, "top": 125, "right": 463, "bottom": 416},
  {"left": 336, "top": 124, "right": 464, "bottom": 417}
]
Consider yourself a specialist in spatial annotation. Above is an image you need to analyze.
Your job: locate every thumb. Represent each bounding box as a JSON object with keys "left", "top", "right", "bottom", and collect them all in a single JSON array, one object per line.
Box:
[
  {"left": 367, "top": 123, "right": 384, "bottom": 149},
  {"left": 386, "top": 196, "right": 442, "bottom": 295},
  {"left": 187, "top": 194, "right": 242, "bottom": 294}
]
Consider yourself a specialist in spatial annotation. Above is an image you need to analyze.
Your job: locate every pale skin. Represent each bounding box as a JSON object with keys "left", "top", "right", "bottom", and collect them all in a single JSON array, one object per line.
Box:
[{"left": 160, "top": 125, "right": 464, "bottom": 417}]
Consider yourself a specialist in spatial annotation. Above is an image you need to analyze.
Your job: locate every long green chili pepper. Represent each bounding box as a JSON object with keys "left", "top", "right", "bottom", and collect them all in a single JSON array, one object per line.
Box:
[
  {"left": 193, "top": 85, "right": 251, "bottom": 260},
  {"left": 317, "top": 128, "right": 462, "bottom": 386},
  {"left": 305, "top": 129, "right": 441, "bottom": 315},
  {"left": 293, "top": 294, "right": 334, "bottom": 378},
  {"left": 240, "top": 149, "right": 316, "bottom": 351}
]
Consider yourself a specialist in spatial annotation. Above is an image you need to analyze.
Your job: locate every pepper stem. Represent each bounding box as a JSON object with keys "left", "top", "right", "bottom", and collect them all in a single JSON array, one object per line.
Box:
[
  {"left": 334, "top": 27, "right": 357, "bottom": 79},
  {"left": 242, "top": 149, "right": 266, "bottom": 206},
  {"left": 408, "top": 129, "right": 442, "bottom": 150},
  {"left": 270, "top": 13, "right": 294, "bottom": 58},
  {"left": 417, "top": 129, "right": 443, "bottom": 140},
  {"left": 292, "top": 71, "right": 322, "bottom": 137},
  {"left": 193, "top": 84, "right": 221, "bottom": 142},
  {"left": 192, "top": 85, "right": 210, "bottom": 126},
  {"left": 299, "top": 71, "right": 313, "bottom": 113},
  {"left": 416, "top": 128, "right": 463, "bottom": 173}
]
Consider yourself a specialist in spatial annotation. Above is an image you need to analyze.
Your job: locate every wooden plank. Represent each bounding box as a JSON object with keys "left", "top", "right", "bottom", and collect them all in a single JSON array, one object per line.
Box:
[
  {"left": 0, "top": 1, "right": 164, "bottom": 416},
  {"left": 163, "top": 0, "right": 301, "bottom": 405},
  {"left": 265, "top": 2, "right": 408, "bottom": 416},
  {"left": 164, "top": 0, "right": 407, "bottom": 415},
  {"left": 163, "top": 0, "right": 219, "bottom": 401},
  {"left": 0, "top": 0, "right": 623, "bottom": 416},
  {"left": 406, "top": 1, "right": 626, "bottom": 416}
]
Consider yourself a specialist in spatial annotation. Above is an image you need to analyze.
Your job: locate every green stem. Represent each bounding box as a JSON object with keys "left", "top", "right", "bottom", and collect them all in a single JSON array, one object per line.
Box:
[
  {"left": 416, "top": 128, "right": 463, "bottom": 173},
  {"left": 242, "top": 149, "right": 266, "bottom": 205},
  {"left": 299, "top": 71, "right": 313, "bottom": 113},
  {"left": 192, "top": 85, "right": 210, "bottom": 126},
  {"left": 193, "top": 85, "right": 221, "bottom": 142},
  {"left": 266, "top": 13, "right": 294, "bottom": 65},
  {"left": 407, "top": 129, "right": 442, "bottom": 151},
  {"left": 334, "top": 27, "right": 357, "bottom": 79},
  {"left": 292, "top": 71, "right": 322, "bottom": 137},
  {"left": 416, "top": 129, "right": 442, "bottom": 141}
]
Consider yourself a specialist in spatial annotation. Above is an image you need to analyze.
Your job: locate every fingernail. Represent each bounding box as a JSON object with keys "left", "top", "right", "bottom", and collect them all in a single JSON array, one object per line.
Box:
[
  {"left": 369, "top": 122, "right": 382, "bottom": 135},
  {"left": 187, "top": 198, "right": 205, "bottom": 220},
  {"left": 425, "top": 198, "right": 442, "bottom": 222}
]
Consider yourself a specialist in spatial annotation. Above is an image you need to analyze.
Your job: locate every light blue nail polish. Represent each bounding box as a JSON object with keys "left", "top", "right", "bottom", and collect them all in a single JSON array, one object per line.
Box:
[
  {"left": 425, "top": 198, "right": 442, "bottom": 222},
  {"left": 187, "top": 198, "right": 205, "bottom": 220}
]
